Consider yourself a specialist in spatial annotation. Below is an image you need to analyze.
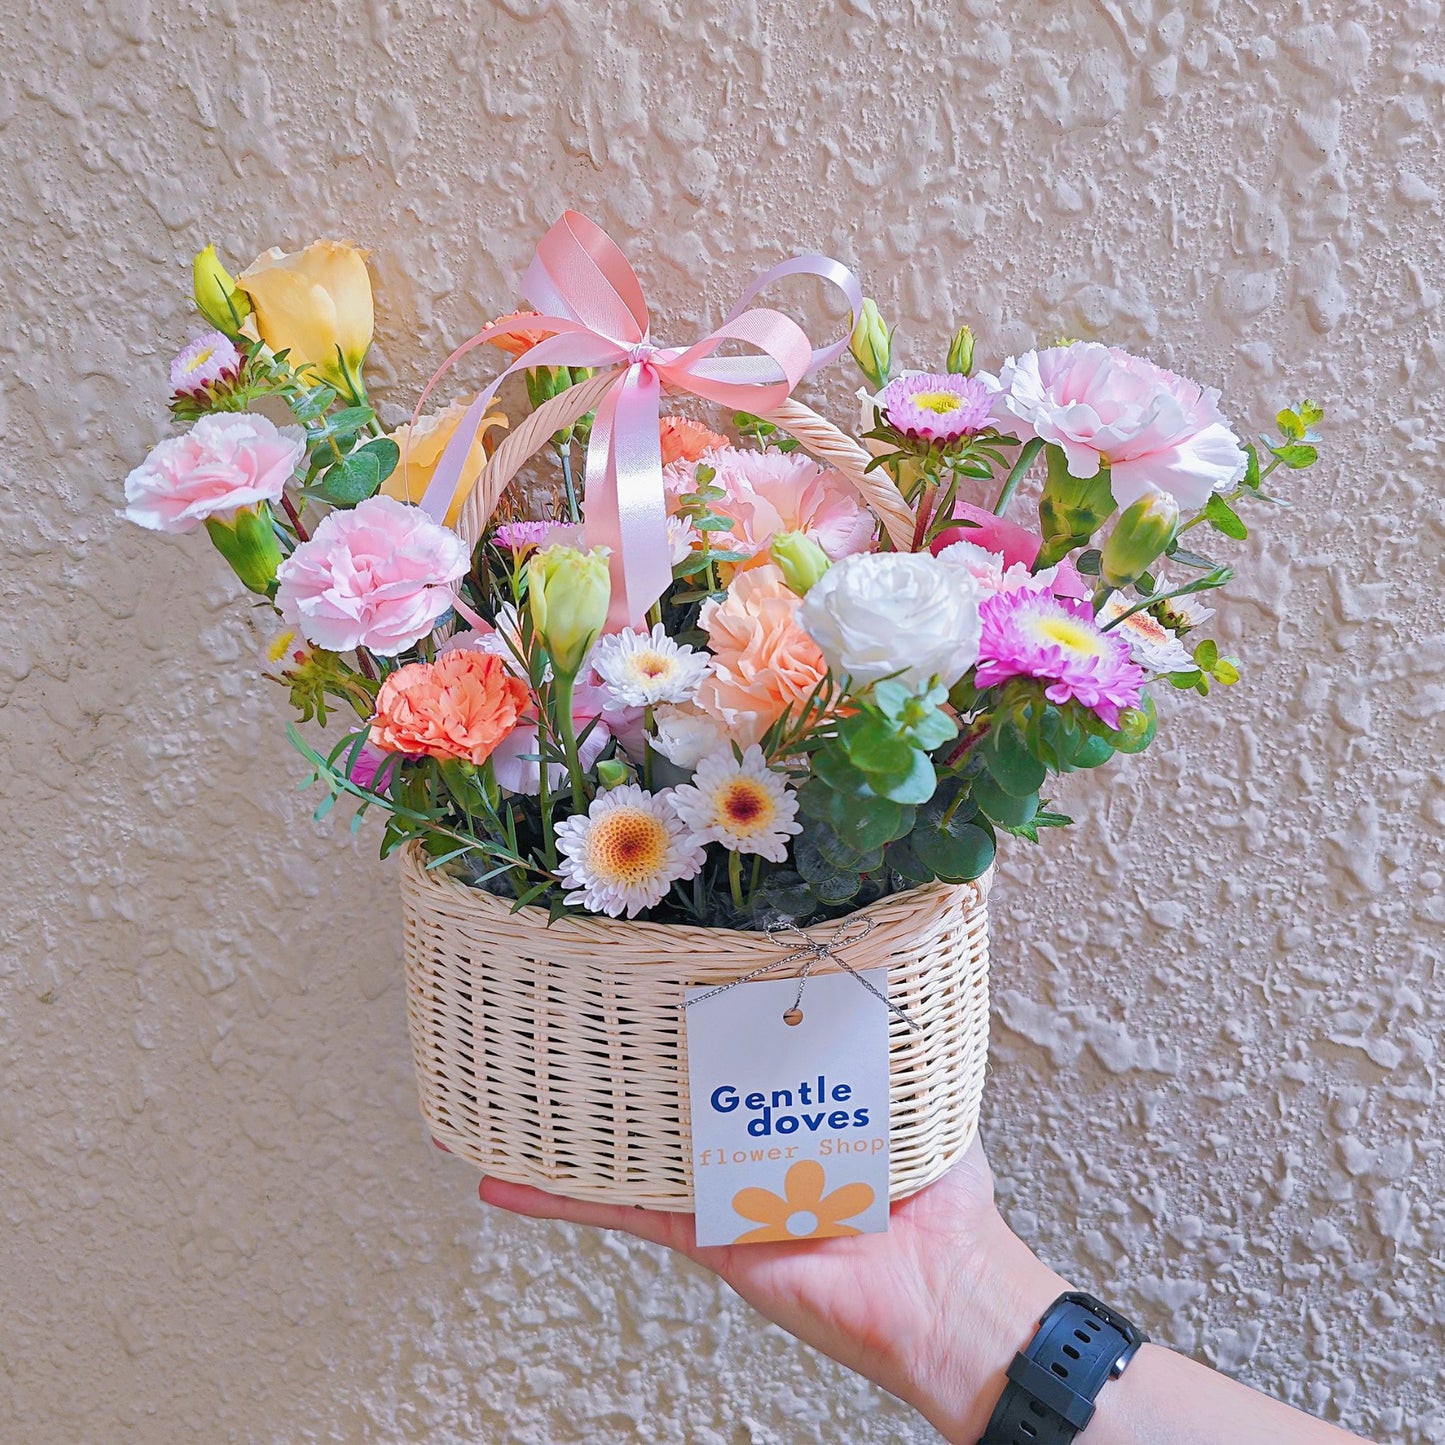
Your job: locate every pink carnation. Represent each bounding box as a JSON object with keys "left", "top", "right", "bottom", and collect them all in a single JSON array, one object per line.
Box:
[
  {"left": 170, "top": 331, "right": 243, "bottom": 399},
  {"left": 677, "top": 446, "right": 874, "bottom": 561},
  {"left": 974, "top": 590, "right": 1145, "bottom": 728},
  {"left": 123, "top": 413, "right": 305, "bottom": 534},
  {"left": 275, "top": 494, "right": 467, "bottom": 655},
  {"left": 998, "top": 343, "right": 1247, "bottom": 510}
]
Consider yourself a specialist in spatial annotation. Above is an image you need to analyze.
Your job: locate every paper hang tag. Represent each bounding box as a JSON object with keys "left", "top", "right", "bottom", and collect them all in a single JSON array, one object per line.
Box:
[{"left": 684, "top": 969, "right": 892, "bottom": 1248}]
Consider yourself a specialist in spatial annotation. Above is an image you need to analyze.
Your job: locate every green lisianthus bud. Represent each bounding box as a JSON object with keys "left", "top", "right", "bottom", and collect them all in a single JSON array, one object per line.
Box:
[
  {"left": 849, "top": 298, "right": 893, "bottom": 392},
  {"left": 946, "top": 325, "right": 975, "bottom": 378},
  {"left": 526, "top": 544, "right": 611, "bottom": 681},
  {"left": 595, "top": 758, "right": 632, "bottom": 791},
  {"left": 1036, "top": 444, "right": 1117, "bottom": 568},
  {"left": 1100, "top": 488, "right": 1180, "bottom": 588},
  {"left": 204, "top": 502, "right": 282, "bottom": 596},
  {"left": 192, "top": 244, "right": 252, "bottom": 339},
  {"left": 769, "top": 530, "right": 831, "bottom": 595}
]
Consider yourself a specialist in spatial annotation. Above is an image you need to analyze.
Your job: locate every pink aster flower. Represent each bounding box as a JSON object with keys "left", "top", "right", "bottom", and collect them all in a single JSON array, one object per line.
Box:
[
  {"left": 491, "top": 520, "right": 553, "bottom": 554},
  {"left": 123, "top": 413, "right": 304, "bottom": 534},
  {"left": 974, "top": 591, "right": 1146, "bottom": 728},
  {"left": 274, "top": 494, "right": 468, "bottom": 655},
  {"left": 169, "top": 331, "right": 243, "bottom": 399},
  {"left": 997, "top": 343, "right": 1247, "bottom": 510},
  {"left": 881, "top": 371, "right": 997, "bottom": 443},
  {"left": 679, "top": 447, "right": 874, "bottom": 562}
]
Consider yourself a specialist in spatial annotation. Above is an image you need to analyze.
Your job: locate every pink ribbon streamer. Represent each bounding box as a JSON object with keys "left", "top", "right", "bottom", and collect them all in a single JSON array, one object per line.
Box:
[{"left": 410, "top": 211, "right": 864, "bottom": 629}]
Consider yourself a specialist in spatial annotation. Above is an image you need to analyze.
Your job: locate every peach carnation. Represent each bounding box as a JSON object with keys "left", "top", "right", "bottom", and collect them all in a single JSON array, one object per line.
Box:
[
  {"left": 480, "top": 309, "right": 555, "bottom": 359},
  {"left": 693, "top": 564, "right": 828, "bottom": 747},
  {"left": 369, "top": 649, "right": 529, "bottom": 767},
  {"left": 659, "top": 415, "right": 729, "bottom": 466}
]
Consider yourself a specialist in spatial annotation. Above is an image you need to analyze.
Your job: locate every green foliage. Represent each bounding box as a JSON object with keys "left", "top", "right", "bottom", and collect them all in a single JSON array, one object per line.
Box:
[
  {"left": 1202, "top": 492, "right": 1248, "bottom": 540},
  {"left": 908, "top": 784, "right": 996, "bottom": 882},
  {"left": 732, "top": 412, "right": 799, "bottom": 452},
  {"left": 830, "top": 681, "right": 958, "bottom": 806},
  {"left": 1168, "top": 639, "right": 1241, "bottom": 696},
  {"left": 313, "top": 437, "right": 398, "bottom": 505}
]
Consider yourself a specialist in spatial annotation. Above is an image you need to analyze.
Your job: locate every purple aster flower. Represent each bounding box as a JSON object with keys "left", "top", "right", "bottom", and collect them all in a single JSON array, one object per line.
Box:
[
  {"left": 169, "top": 331, "right": 243, "bottom": 399},
  {"left": 974, "top": 591, "right": 1146, "bottom": 729},
  {"left": 880, "top": 371, "right": 997, "bottom": 444}
]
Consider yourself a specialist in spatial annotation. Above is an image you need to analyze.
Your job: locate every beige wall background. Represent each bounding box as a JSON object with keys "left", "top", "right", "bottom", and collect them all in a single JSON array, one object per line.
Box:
[{"left": 3, "top": 0, "right": 1442, "bottom": 1440}]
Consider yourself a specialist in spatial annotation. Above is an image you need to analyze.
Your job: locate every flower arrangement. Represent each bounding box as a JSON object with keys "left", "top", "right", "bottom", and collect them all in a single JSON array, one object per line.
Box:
[{"left": 122, "top": 222, "right": 1323, "bottom": 933}]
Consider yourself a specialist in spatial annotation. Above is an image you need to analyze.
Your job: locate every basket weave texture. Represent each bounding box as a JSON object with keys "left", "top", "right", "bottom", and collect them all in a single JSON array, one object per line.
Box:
[{"left": 400, "top": 843, "right": 991, "bottom": 1208}]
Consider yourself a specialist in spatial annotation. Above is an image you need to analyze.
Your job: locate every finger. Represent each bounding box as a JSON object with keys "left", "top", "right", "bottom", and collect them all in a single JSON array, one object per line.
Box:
[{"left": 478, "top": 1175, "right": 699, "bottom": 1254}]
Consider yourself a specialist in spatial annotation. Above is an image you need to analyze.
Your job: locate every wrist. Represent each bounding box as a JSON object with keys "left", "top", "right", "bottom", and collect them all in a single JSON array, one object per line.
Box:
[{"left": 903, "top": 1209, "right": 1073, "bottom": 1444}]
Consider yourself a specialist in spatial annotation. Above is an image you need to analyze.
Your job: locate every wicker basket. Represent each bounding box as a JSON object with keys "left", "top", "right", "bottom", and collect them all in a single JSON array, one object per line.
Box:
[
  {"left": 401, "top": 843, "right": 991, "bottom": 1208},
  {"left": 395, "top": 381, "right": 989, "bottom": 1209}
]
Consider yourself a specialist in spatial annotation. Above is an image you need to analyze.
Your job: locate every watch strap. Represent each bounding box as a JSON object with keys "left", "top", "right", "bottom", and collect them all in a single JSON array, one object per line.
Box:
[{"left": 979, "top": 1291, "right": 1147, "bottom": 1445}]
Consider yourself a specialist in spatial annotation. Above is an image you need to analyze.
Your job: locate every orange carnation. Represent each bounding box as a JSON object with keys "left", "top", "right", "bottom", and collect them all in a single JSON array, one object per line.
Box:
[
  {"left": 693, "top": 564, "right": 828, "bottom": 748},
  {"left": 659, "top": 414, "right": 728, "bottom": 466},
  {"left": 369, "top": 649, "right": 529, "bottom": 766},
  {"left": 480, "top": 309, "right": 555, "bottom": 360}
]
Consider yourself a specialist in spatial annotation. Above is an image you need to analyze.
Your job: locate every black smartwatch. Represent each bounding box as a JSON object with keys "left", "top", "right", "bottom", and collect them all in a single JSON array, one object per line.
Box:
[{"left": 979, "top": 1291, "right": 1148, "bottom": 1444}]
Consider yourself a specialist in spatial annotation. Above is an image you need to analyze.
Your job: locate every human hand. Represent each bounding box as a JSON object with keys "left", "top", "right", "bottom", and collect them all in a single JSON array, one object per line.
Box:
[{"left": 470, "top": 1138, "right": 1070, "bottom": 1443}]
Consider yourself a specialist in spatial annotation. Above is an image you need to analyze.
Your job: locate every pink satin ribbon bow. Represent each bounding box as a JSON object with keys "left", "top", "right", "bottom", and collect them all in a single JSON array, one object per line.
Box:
[{"left": 412, "top": 211, "right": 864, "bottom": 629}]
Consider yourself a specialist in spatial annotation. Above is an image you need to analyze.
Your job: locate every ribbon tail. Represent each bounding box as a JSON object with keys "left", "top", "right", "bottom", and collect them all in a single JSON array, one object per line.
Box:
[{"left": 583, "top": 365, "right": 672, "bottom": 630}]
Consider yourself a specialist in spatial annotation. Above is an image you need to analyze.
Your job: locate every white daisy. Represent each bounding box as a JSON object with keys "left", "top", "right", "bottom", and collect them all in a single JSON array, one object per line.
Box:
[
  {"left": 555, "top": 785, "right": 705, "bottom": 918},
  {"left": 1098, "top": 593, "right": 1196, "bottom": 675},
  {"left": 669, "top": 745, "right": 803, "bottom": 862},
  {"left": 591, "top": 623, "right": 712, "bottom": 708}
]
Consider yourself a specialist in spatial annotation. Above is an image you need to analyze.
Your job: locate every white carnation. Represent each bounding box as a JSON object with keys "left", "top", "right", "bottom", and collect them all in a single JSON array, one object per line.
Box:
[{"left": 798, "top": 551, "right": 983, "bottom": 690}]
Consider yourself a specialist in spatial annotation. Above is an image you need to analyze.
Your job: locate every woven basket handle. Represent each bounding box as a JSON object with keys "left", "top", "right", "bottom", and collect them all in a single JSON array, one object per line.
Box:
[{"left": 453, "top": 373, "right": 916, "bottom": 552}]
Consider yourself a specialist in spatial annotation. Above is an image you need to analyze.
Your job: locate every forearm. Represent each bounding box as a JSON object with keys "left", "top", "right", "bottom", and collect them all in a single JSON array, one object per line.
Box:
[{"left": 901, "top": 1216, "right": 1366, "bottom": 1445}]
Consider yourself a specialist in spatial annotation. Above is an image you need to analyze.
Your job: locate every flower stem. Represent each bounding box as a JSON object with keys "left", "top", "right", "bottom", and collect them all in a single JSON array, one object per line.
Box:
[
  {"left": 553, "top": 674, "right": 588, "bottom": 812},
  {"left": 642, "top": 704, "right": 655, "bottom": 791},
  {"left": 728, "top": 848, "right": 745, "bottom": 911},
  {"left": 558, "top": 444, "right": 580, "bottom": 523},
  {"left": 279, "top": 491, "right": 309, "bottom": 542},
  {"left": 992, "top": 437, "right": 1044, "bottom": 517}
]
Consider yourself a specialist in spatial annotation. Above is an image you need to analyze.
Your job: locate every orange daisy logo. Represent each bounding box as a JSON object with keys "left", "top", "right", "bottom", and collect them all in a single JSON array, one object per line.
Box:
[{"left": 729, "top": 1160, "right": 875, "bottom": 1243}]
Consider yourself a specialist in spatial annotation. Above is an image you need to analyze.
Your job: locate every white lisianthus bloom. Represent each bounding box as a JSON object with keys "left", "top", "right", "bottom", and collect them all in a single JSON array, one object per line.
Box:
[
  {"left": 798, "top": 552, "right": 984, "bottom": 690},
  {"left": 648, "top": 703, "right": 731, "bottom": 770}
]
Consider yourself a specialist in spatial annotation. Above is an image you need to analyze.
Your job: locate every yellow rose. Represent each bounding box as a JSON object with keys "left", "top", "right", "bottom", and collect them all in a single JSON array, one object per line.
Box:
[
  {"left": 381, "top": 396, "right": 508, "bottom": 528},
  {"left": 236, "top": 240, "right": 374, "bottom": 394}
]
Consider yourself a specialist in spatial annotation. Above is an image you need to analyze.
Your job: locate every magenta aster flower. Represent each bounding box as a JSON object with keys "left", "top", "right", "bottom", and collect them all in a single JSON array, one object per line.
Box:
[
  {"left": 974, "top": 591, "right": 1146, "bottom": 728},
  {"left": 881, "top": 371, "right": 996, "bottom": 443},
  {"left": 169, "top": 331, "right": 243, "bottom": 399}
]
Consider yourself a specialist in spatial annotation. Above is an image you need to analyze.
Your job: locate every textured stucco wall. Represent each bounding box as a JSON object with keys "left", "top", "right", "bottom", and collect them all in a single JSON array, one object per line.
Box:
[{"left": 2, "top": 1, "right": 1442, "bottom": 1441}]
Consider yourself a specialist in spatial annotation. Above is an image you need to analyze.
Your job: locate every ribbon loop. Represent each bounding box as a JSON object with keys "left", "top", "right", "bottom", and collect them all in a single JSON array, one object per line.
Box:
[{"left": 414, "top": 211, "right": 864, "bottom": 627}]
